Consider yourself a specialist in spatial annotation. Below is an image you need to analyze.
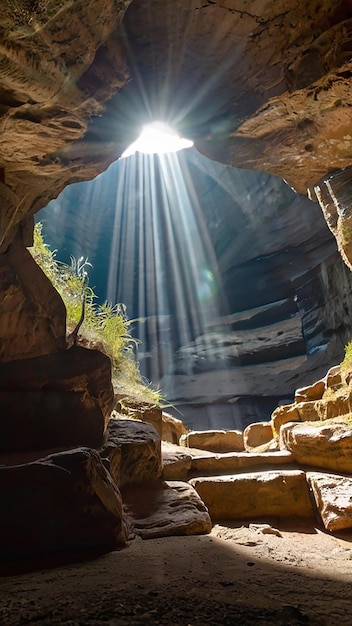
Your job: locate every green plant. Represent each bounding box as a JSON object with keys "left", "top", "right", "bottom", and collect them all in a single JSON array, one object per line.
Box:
[
  {"left": 30, "top": 223, "right": 161, "bottom": 405},
  {"left": 342, "top": 341, "right": 352, "bottom": 371}
]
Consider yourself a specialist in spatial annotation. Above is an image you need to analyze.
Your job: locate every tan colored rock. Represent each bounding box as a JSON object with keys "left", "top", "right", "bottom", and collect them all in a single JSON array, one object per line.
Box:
[
  {"left": 315, "top": 392, "right": 351, "bottom": 420},
  {"left": 180, "top": 430, "right": 244, "bottom": 453},
  {"left": 307, "top": 471, "right": 352, "bottom": 531},
  {"left": 325, "top": 365, "right": 342, "bottom": 389},
  {"left": 121, "top": 402, "right": 163, "bottom": 438},
  {"left": 243, "top": 421, "right": 273, "bottom": 451},
  {"left": 0, "top": 229, "right": 66, "bottom": 362},
  {"left": 161, "top": 411, "right": 187, "bottom": 444},
  {"left": 296, "top": 401, "right": 321, "bottom": 422},
  {"left": 122, "top": 480, "right": 212, "bottom": 539},
  {"left": 271, "top": 404, "right": 300, "bottom": 436},
  {"left": 0, "top": 448, "right": 128, "bottom": 558},
  {"left": 280, "top": 421, "right": 352, "bottom": 473},
  {"left": 101, "top": 418, "right": 162, "bottom": 487},
  {"left": 191, "top": 450, "right": 295, "bottom": 475},
  {"left": 295, "top": 379, "right": 325, "bottom": 403},
  {"left": 161, "top": 441, "right": 192, "bottom": 481},
  {"left": 190, "top": 470, "right": 313, "bottom": 522}
]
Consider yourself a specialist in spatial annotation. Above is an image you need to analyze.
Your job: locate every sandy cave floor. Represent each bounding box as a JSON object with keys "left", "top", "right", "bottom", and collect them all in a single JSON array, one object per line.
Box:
[{"left": 1, "top": 520, "right": 352, "bottom": 626}]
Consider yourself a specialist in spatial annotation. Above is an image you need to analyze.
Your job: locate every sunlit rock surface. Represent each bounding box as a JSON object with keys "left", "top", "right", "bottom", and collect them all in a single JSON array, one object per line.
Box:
[
  {"left": 122, "top": 480, "right": 212, "bottom": 539},
  {"left": 189, "top": 470, "right": 314, "bottom": 522},
  {"left": 308, "top": 472, "right": 352, "bottom": 532},
  {"left": 280, "top": 421, "right": 352, "bottom": 474}
]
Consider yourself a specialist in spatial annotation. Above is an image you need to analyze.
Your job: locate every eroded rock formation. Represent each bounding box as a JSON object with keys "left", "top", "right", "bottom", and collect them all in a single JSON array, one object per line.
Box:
[{"left": 2, "top": 1, "right": 352, "bottom": 560}]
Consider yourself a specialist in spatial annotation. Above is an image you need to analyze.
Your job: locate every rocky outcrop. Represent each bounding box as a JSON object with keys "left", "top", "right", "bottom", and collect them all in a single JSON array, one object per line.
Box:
[
  {"left": 3, "top": 0, "right": 352, "bottom": 565},
  {"left": 101, "top": 417, "right": 162, "bottom": 487},
  {"left": 0, "top": 345, "right": 114, "bottom": 453},
  {"left": 0, "top": 448, "right": 128, "bottom": 558}
]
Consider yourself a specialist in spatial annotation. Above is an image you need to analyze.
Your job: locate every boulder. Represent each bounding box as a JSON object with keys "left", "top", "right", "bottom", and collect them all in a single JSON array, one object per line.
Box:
[
  {"left": 0, "top": 448, "right": 128, "bottom": 558},
  {"left": 307, "top": 471, "right": 352, "bottom": 532},
  {"left": 294, "top": 379, "right": 325, "bottom": 403},
  {"left": 0, "top": 345, "right": 114, "bottom": 453},
  {"left": 122, "top": 480, "right": 212, "bottom": 539},
  {"left": 100, "top": 418, "right": 162, "bottom": 487},
  {"left": 190, "top": 470, "right": 313, "bottom": 522},
  {"left": 116, "top": 401, "right": 163, "bottom": 438},
  {"left": 243, "top": 421, "right": 273, "bottom": 451},
  {"left": 161, "top": 441, "right": 192, "bottom": 481},
  {"left": 280, "top": 421, "right": 352, "bottom": 474},
  {"left": 326, "top": 365, "right": 342, "bottom": 389},
  {"left": 271, "top": 404, "right": 300, "bottom": 436},
  {"left": 161, "top": 411, "right": 187, "bottom": 444},
  {"left": 180, "top": 429, "right": 244, "bottom": 453}
]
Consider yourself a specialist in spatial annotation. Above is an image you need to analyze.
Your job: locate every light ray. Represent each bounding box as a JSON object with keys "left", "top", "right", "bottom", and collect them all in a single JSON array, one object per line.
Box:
[{"left": 121, "top": 122, "right": 193, "bottom": 157}]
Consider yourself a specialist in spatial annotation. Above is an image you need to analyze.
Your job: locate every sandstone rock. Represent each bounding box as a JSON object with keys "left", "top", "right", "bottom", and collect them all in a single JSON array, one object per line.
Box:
[
  {"left": 280, "top": 421, "right": 352, "bottom": 473},
  {"left": 296, "top": 401, "right": 321, "bottom": 422},
  {"left": 0, "top": 345, "right": 114, "bottom": 453},
  {"left": 122, "top": 480, "right": 212, "bottom": 539},
  {"left": 326, "top": 365, "right": 342, "bottom": 389},
  {"left": 116, "top": 400, "right": 163, "bottom": 438},
  {"left": 315, "top": 392, "right": 351, "bottom": 420},
  {"left": 180, "top": 430, "right": 244, "bottom": 453},
  {"left": 0, "top": 229, "right": 66, "bottom": 362},
  {"left": 295, "top": 379, "right": 325, "bottom": 403},
  {"left": 189, "top": 470, "right": 313, "bottom": 522},
  {"left": 271, "top": 404, "right": 300, "bottom": 436},
  {"left": 101, "top": 418, "right": 162, "bottom": 487},
  {"left": 243, "top": 421, "right": 273, "bottom": 451},
  {"left": 161, "top": 411, "right": 187, "bottom": 444},
  {"left": 0, "top": 448, "right": 128, "bottom": 558},
  {"left": 307, "top": 471, "right": 352, "bottom": 532},
  {"left": 161, "top": 441, "right": 192, "bottom": 481},
  {"left": 191, "top": 450, "right": 296, "bottom": 475}
]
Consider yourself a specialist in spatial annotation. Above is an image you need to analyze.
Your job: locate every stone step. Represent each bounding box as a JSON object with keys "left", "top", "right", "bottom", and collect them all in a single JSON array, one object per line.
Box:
[
  {"left": 122, "top": 480, "right": 212, "bottom": 539},
  {"left": 162, "top": 441, "right": 295, "bottom": 480},
  {"left": 189, "top": 470, "right": 314, "bottom": 522}
]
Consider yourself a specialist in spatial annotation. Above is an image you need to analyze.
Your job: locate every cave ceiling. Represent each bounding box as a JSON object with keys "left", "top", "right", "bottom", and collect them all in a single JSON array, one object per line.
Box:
[{"left": 1, "top": 0, "right": 352, "bottom": 253}]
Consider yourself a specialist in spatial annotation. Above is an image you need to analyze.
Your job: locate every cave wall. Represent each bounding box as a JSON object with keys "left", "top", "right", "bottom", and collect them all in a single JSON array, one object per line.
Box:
[{"left": 1, "top": 2, "right": 352, "bottom": 432}]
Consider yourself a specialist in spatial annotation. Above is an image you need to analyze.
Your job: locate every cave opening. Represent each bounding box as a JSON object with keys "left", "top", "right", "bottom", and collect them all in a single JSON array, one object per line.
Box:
[{"left": 37, "top": 122, "right": 352, "bottom": 433}]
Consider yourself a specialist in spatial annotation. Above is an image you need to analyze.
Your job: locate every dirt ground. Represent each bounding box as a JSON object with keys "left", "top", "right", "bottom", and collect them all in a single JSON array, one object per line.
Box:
[
  {"left": 1, "top": 519, "right": 352, "bottom": 626},
  {"left": 0, "top": 520, "right": 352, "bottom": 626}
]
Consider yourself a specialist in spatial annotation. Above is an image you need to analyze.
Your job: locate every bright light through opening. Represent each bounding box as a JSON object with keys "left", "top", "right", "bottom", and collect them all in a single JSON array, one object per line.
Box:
[{"left": 121, "top": 122, "right": 193, "bottom": 158}]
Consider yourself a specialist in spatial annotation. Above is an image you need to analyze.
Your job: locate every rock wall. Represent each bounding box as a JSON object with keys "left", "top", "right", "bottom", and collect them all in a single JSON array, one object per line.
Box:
[{"left": 0, "top": 2, "right": 352, "bottom": 436}]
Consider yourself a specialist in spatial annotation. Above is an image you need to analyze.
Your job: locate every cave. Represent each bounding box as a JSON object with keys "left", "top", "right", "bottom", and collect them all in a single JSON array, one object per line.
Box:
[{"left": 2, "top": 1, "right": 352, "bottom": 624}]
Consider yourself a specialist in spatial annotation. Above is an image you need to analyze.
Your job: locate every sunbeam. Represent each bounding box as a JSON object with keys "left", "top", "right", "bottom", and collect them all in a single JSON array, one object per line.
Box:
[
  {"left": 106, "top": 146, "right": 227, "bottom": 390},
  {"left": 121, "top": 122, "right": 193, "bottom": 157},
  {"left": 40, "top": 141, "right": 229, "bottom": 398}
]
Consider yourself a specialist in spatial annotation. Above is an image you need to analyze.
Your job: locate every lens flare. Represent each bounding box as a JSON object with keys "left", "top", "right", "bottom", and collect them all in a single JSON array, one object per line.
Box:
[{"left": 121, "top": 122, "right": 193, "bottom": 157}]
